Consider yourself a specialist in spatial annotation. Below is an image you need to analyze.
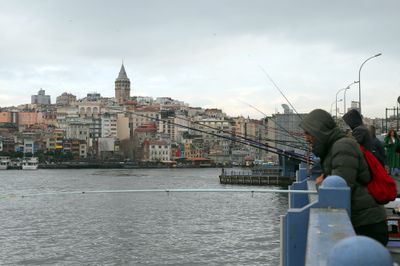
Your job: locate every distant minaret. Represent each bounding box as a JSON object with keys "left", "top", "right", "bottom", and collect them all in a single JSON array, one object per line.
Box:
[{"left": 115, "top": 63, "right": 131, "bottom": 104}]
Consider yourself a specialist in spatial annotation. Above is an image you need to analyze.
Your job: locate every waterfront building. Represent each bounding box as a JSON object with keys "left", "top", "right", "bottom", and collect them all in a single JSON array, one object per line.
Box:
[
  {"left": 31, "top": 89, "right": 51, "bottom": 105},
  {"left": 23, "top": 138, "right": 35, "bottom": 154},
  {"left": 45, "top": 130, "right": 65, "bottom": 152},
  {"left": 158, "top": 109, "right": 176, "bottom": 141},
  {"left": 115, "top": 64, "right": 131, "bottom": 104},
  {"left": 0, "top": 123, "right": 18, "bottom": 138},
  {"left": 143, "top": 139, "right": 171, "bottom": 162},
  {"left": 63, "top": 139, "right": 84, "bottom": 158},
  {"left": 101, "top": 112, "right": 118, "bottom": 138},
  {"left": 0, "top": 136, "right": 11, "bottom": 153},
  {"left": 271, "top": 105, "right": 307, "bottom": 156},
  {"left": 56, "top": 92, "right": 77, "bottom": 106},
  {"left": 117, "top": 113, "right": 129, "bottom": 141},
  {"left": 37, "top": 111, "right": 57, "bottom": 126},
  {"left": 183, "top": 134, "right": 204, "bottom": 159},
  {"left": 134, "top": 123, "right": 157, "bottom": 144},
  {"left": 86, "top": 92, "right": 101, "bottom": 102},
  {"left": 232, "top": 116, "right": 270, "bottom": 161},
  {"left": 131, "top": 106, "right": 160, "bottom": 132},
  {"left": 56, "top": 105, "right": 80, "bottom": 131},
  {"left": 65, "top": 121, "right": 90, "bottom": 142},
  {"left": 136, "top": 96, "right": 153, "bottom": 105},
  {"left": 98, "top": 137, "right": 117, "bottom": 159},
  {"left": 172, "top": 114, "right": 190, "bottom": 143},
  {"left": 204, "top": 108, "right": 226, "bottom": 119},
  {"left": 0, "top": 112, "right": 13, "bottom": 123},
  {"left": 18, "top": 112, "right": 38, "bottom": 127},
  {"left": 79, "top": 141, "right": 87, "bottom": 158},
  {"left": 76, "top": 102, "right": 103, "bottom": 140},
  {"left": 154, "top": 97, "right": 185, "bottom": 106},
  {"left": 193, "top": 117, "right": 232, "bottom": 158},
  {"left": 78, "top": 102, "right": 102, "bottom": 118}
]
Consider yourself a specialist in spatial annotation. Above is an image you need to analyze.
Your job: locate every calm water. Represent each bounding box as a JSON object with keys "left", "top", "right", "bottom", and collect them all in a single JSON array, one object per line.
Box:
[{"left": 0, "top": 168, "right": 288, "bottom": 265}]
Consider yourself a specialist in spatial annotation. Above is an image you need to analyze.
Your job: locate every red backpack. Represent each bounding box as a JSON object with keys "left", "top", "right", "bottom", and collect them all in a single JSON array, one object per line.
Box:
[{"left": 360, "top": 145, "right": 397, "bottom": 204}]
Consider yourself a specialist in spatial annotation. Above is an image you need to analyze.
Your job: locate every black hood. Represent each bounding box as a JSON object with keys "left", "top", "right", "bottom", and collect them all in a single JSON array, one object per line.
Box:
[
  {"left": 342, "top": 109, "right": 363, "bottom": 130},
  {"left": 300, "top": 109, "right": 345, "bottom": 159}
]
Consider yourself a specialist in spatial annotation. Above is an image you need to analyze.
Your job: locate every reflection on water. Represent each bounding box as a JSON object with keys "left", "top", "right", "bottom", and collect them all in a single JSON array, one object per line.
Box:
[{"left": 0, "top": 168, "right": 288, "bottom": 265}]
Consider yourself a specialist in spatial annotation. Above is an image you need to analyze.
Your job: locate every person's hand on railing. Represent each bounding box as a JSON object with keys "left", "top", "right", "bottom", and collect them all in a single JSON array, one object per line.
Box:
[{"left": 316, "top": 174, "right": 326, "bottom": 186}]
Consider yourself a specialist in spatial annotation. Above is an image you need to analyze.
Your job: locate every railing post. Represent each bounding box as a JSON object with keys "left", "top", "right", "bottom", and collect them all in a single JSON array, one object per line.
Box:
[
  {"left": 281, "top": 175, "right": 351, "bottom": 266},
  {"left": 289, "top": 162, "right": 309, "bottom": 209},
  {"left": 327, "top": 236, "right": 393, "bottom": 266},
  {"left": 318, "top": 175, "right": 351, "bottom": 215}
]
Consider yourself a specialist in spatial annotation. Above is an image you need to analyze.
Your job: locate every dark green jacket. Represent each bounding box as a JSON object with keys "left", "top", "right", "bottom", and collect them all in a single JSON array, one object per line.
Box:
[
  {"left": 300, "top": 109, "right": 386, "bottom": 227},
  {"left": 384, "top": 135, "right": 400, "bottom": 169}
]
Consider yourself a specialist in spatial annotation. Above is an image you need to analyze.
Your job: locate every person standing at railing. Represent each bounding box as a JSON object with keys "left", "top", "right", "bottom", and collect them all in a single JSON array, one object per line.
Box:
[
  {"left": 369, "top": 125, "right": 386, "bottom": 167},
  {"left": 342, "top": 109, "right": 372, "bottom": 149},
  {"left": 342, "top": 109, "right": 386, "bottom": 167},
  {"left": 300, "top": 109, "right": 388, "bottom": 246},
  {"left": 384, "top": 129, "right": 400, "bottom": 176}
]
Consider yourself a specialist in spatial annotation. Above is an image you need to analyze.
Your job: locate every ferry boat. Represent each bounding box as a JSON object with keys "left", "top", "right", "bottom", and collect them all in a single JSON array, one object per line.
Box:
[
  {"left": 21, "top": 157, "right": 39, "bottom": 170},
  {"left": 0, "top": 156, "right": 11, "bottom": 170}
]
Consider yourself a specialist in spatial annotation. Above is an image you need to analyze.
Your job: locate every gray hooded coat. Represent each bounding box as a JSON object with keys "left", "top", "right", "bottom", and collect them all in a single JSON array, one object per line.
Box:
[
  {"left": 342, "top": 108, "right": 372, "bottom": 151},
  {"left": 300, "top": 109, "right": 386, "bottom": 227}
]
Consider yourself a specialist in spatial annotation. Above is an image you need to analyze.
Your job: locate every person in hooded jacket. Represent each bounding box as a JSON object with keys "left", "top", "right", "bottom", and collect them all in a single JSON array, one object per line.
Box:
[
  {"left": 342, "top": 109, "right": 372, "bottom": 151},
  {"left": 369, "top": 125, "right": 386, "bottom": 167},
  {"left": 384, "top": 129, "right": 400, "bottom": 175},
  {"left": 300, "top": 109, "right": 388, "bottom": 246}
]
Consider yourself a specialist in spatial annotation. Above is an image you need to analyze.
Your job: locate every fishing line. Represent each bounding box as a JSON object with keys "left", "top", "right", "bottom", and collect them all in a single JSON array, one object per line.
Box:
[
  {"left": 133, "top": 112, "right": 310, "bottom": 163},
  {"left": 237, "top": 99, "right": 306, "bottom": 147},
  {"left": 171, "top": 111, "right": 307, "bottom": 152},
  {"left": 257, "top": 64, "right": 303, "bottom": 121}
]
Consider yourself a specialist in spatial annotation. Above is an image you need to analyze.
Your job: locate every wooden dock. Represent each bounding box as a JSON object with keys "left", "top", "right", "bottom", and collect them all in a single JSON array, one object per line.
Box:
[{"left": 219, "top": 173, "right": 295, "bottom": 186}]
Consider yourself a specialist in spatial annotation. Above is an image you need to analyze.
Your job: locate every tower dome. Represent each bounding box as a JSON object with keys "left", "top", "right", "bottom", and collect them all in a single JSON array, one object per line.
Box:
[{"left": 115, "top": 63, "right": 131, "bottom": 104}]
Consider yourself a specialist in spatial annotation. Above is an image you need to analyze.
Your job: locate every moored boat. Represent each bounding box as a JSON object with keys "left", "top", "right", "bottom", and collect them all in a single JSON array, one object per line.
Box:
[
  {"left": 21, "top": 157, "right": 39, "bottom": 170},
  {"left": 0, "top": 156, "right": 10, "bottom": 170}
]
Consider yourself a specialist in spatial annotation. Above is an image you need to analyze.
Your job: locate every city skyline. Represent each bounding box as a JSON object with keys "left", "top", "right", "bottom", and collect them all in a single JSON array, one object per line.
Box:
[{"left": 1, "top": 0, "right": 399, "bottom": 119}]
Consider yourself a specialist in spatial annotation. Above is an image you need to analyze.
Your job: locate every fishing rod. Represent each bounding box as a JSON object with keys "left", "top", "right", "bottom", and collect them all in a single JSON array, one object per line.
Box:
[
  {"left": 132, "top": 112, "right": 311, "bottom": 163},
  {"left": 255, "top": 64, "right": 314, "bottom": 176},
  {"left": 170, "top": 112, "right": 308, "bottom": 152},
  {"left": 133, "top": 111, "right": 311, "bottom": 162},
  {"left": 2, "top": 188, "right": 318, "bottom": 199},
  {"left": 154, "top": 112, "right": 310, "bottom": 161},
  {"left": 238, "top": 99, "right": 307, "bottom": 147},
  {"left": 258, "top": 65, "right": 303, "bottom": 121}
]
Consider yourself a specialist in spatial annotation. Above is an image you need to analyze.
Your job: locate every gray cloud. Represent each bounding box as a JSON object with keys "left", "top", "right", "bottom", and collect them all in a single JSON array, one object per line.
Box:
[{"left": 0, "top": 0, "right": 399, "bottom": 118}]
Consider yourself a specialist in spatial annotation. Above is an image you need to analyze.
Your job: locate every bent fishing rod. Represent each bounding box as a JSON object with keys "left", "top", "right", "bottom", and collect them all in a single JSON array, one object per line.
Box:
[
  {"left": 168, "top": 112, "right": 308, "bottom": 152},
  {"left": 258, "top": 65, "right": 303, "bottom": 121},
  {"left": 132, "top": 112, "right": 312, "bottom": 164},
  {"left": 237, "top": 99, "right": 307, "bottom": 148},
  {"left": 138, "top": 112, "right": 311, "bottom": 163},
  {"left": 133, "top": 111, "right": 308, "bottom": 160}
]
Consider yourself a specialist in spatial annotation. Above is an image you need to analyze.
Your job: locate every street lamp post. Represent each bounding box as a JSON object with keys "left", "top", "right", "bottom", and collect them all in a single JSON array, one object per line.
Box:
[
  {"left": 331, "top": 99, "right": 343, "bottom": 116},
  {"left": 358, "top": 53, "right": 382, "bottom": 114},
  {"left": 342, "top": 81, "right": 359, "bottom": 115},
  {"left": 336, "top": 89, "right": 346, "bottom": 118}
]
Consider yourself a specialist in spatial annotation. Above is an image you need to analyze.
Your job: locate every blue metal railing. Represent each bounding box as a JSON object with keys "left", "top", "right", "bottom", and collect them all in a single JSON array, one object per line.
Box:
[{"left": 281, "top": 164, "right": 393, "bottom": 266}]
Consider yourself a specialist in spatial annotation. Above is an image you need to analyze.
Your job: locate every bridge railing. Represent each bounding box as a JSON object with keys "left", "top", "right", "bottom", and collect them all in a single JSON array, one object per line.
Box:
[{"left": 281, "top": 164, "right": 392, "bottom": 266}]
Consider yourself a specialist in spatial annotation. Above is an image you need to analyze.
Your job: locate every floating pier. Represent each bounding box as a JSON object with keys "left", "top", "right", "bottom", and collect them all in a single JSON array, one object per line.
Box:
[{"left": 219, "top": 167, "right": 296, "bottom": 186}]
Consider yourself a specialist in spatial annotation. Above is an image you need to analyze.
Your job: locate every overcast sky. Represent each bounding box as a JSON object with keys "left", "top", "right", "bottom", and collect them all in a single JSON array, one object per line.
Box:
[{"left": 0, "top": 0, "right": 399, "bottom": 119}]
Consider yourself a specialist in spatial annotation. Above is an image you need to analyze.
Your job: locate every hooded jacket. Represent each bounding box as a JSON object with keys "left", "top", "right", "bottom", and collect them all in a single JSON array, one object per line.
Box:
[
  {"left": 370, "top": 125, "right": 386, "bottom": 166},
  {"left": 300, "top": 109, "right": 386, "bottom": 227},
  {"left": 342, "top": 109, "right": 372, "bottom": 151}
]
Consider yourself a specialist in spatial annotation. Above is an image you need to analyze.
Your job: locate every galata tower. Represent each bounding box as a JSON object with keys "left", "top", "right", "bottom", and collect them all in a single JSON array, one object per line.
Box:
[{"left": 115, "top": 63, "right": 131, "bottom": 104}]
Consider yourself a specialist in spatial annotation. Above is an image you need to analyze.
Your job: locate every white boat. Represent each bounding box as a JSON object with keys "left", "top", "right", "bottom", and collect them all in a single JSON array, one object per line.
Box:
[
  {"left": 21, "top": 157, "right": 39, "bottom": 170},
  {"left": 0, "top": 156, "right": 10, "bottom": 170}
]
